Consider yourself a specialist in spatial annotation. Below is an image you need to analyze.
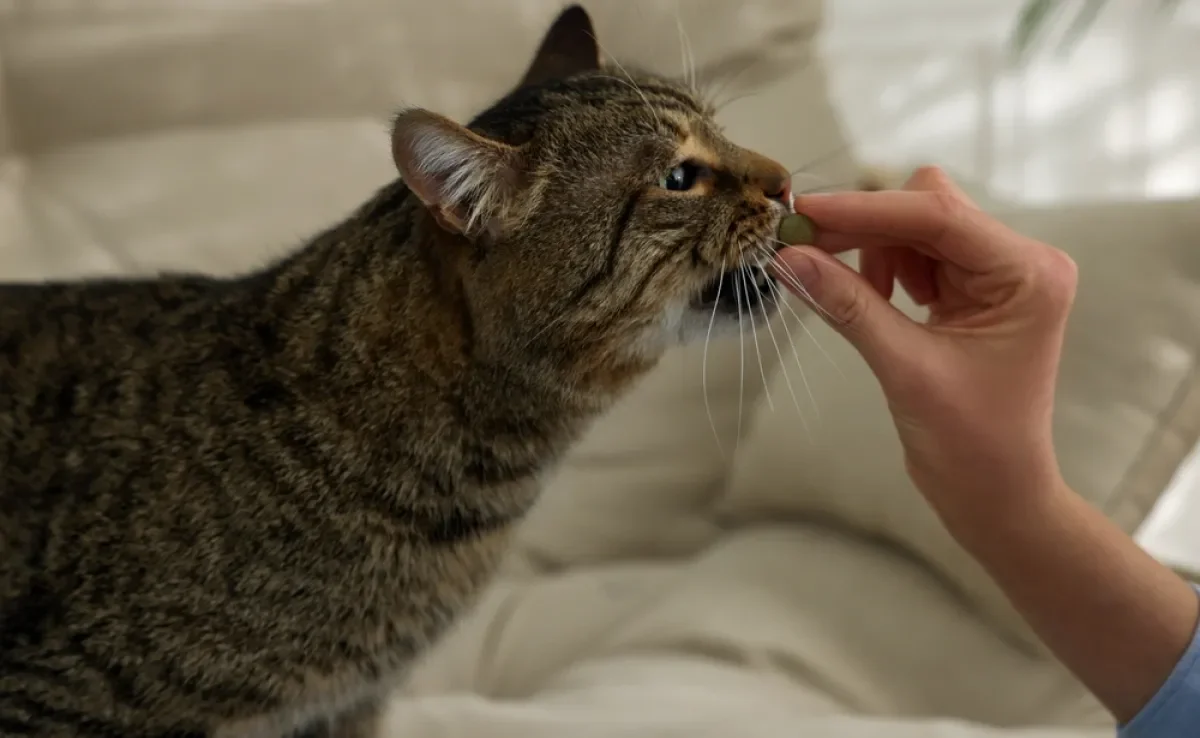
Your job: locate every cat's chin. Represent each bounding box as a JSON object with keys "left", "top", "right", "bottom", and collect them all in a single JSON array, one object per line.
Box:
[
  {"left": 688, "top": 262, "right": 779, "bottom": 320},
  {"left": 664, "top": 263, "right": 783, "bottom": 346}
]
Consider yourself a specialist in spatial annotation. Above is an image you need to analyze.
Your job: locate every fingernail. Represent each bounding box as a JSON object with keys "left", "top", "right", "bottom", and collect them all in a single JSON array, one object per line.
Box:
[{"left": 793, "top": 193, "right": 835, "bottom": 207}]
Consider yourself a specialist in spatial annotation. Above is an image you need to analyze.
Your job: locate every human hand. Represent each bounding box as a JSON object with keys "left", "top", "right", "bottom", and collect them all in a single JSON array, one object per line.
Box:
[
  {"left": 772, "top": 167, "right": 1078, "bottom": 530},
  {"left": 774, "top": 169, "right": 1200, "bottom": 728}
]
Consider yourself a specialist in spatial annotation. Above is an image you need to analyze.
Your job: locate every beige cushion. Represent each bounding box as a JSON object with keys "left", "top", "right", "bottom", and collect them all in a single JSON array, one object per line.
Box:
[
  {"left": 402, "top": 524, "right": 1108, "bottom": 733},
  {"left": 722, "top": 198, "right": 1200, "bottom": 651},
  {"left": 0, "top": 0, "right": 837, "bottom": 263}
]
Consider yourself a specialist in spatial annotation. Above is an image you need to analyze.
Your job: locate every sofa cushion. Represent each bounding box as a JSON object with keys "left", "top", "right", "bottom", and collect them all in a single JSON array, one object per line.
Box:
[
  {"left": 1, "top": 120, "right": 395, "bottom": 280},
  {"left": 0, "top": 0, "right": 821, "bottom": 153},
  {"left": 405, "top": 523, "right": 1108, "bottom": 730}
]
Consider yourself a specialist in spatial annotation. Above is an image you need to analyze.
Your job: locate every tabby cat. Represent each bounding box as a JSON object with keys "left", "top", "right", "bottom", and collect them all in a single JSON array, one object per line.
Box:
[{"left": 0, "top": 6, "right": 795, "bottom": 738}]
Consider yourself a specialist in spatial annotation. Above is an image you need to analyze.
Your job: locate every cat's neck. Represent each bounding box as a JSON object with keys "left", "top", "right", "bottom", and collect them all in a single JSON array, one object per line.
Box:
[{"left": 247, "top": 183, "right": 622, "bottom": 508}]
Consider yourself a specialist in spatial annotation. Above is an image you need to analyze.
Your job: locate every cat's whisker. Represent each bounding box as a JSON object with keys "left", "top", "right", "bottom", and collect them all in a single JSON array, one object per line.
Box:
[
  {"left": 791, "top": 180, "right": 862, "bottom": 197},
  {"left": 764, "top": 238, "right": 837, "bottom": 325},
  {"left": 791, "top": 303, "right": 845, "bottom": 380},
  {"left": 791, "top": 170, "right": 833, "bottom": 193},
  {"left": 706, "top": 55, "right": 762, "bottom": 113},
  {"left": 595, "top": 73, "right": 666, "bottom": 131},
  {"left": 761, "top": 242, "right": 845, "bottom": 380},
  {"left": 673, "top": 2, "right": 699, "bottom": 94},
  {"left": 713, "top": 89, "right": 765, "bottom": 114},
  {"left": 788, "top": 143, "right": 856, "bottom": 179},
  {"left": 769, "top": 280, "right": 823, "bottom": 426},
  {"left": 702, "top": 259, "right": 727, "bottom": 459},
  {"left": 672, "top": 2, "right": 687, "bottom": 87},
  {"left": 756, "top": 270, "right": 809, "bottom": 437},
  {"left": 755, "top": 247, "right": 822, "bottom": 424},
  {"left": 693, "top": 64, "right": 733, "bottom": 116},
  {"left": 740, "top": 268, "right": 773, "bottom": 413},
  {"left": 687, "top": 42, "right": 700, "bottom": 94},
  {"left": 771, "top": 262, "right": 836, "bottom": 329},
  {"left": 734, "top": 270, "right": 746, "bottom": 457},
  {"left": 589, "top": 34, "right": 667, "bottom": 131}
]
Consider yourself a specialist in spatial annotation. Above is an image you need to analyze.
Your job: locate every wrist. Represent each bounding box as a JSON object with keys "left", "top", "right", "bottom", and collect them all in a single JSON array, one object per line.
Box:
[
  {"left": 933, "top": 468, "right": 1074, "bottom": 556},
  {"left": 931, "top": 475, "right": 1200, "bottom": 724}
]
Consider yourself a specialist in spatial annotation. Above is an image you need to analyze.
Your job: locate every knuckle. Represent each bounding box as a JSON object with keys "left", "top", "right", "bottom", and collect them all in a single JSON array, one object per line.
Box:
[
  {"left": 907, "top": 165, "right": 950, "bottom": 191},
  {"left": 929, "top": 187, "right": 964, "bottom": 219},
  {"left": 828, "top": 282, "right": 870, "bottom": 329},
  {"left": 910, "top": 167, "right": 980, "bottom": 212},
  {"left": 924, "top": 189, "right": 967, "bottom": 241},
  {"left": 1049, "top": 248, "right": 1078, "bottom": 282},
  {"left": 1035, "top": 247, "right": 1079, "bottom": 312}
]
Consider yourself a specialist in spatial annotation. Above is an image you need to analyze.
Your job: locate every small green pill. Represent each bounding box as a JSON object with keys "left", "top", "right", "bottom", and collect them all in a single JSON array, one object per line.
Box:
[{"left": 777, "top": 213, "right": 816, "bottom": 246}]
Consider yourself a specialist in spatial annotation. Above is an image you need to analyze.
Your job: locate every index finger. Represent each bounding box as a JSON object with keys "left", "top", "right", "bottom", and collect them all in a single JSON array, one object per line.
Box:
[{"left": 794, "top": 190, "right": 1024, "bottom": 272}]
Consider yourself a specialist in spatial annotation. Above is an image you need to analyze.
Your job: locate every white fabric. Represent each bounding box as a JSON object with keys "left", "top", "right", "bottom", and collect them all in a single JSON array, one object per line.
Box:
[
  {"left": 404, "top": 526, "right": 1109, "bottom": 733},
  {"left": 385, "top": 669, "right": 1111, "bottom": 738}
]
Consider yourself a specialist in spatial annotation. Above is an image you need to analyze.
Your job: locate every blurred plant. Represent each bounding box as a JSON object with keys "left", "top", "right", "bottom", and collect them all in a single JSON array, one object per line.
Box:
[{"left": 1012, "top": 0, "right": 1185, "bottom": 60}]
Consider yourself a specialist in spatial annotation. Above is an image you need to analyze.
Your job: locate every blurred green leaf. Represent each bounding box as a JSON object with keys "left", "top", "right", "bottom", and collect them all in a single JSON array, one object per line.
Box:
[
  {"left": 1012, "top": 0, "right": 1062, "bottom": 61},
  {"left": 1058, "top": 0, "right": 1106, "bottom": 56},
  {"left": 1012, "top": 0, "right": 1185, "bottom": 62}
]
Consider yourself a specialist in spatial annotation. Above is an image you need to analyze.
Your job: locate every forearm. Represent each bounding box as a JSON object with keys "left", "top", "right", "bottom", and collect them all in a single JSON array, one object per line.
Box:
[{"left": 949, "top": 481, "right": 1200, "bottom": 723}]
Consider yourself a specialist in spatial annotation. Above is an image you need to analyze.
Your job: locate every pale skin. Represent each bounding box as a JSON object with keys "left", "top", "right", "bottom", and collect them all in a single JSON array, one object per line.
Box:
[{"left": 773, "top": 166, "right": 1199, "bottom": 724}]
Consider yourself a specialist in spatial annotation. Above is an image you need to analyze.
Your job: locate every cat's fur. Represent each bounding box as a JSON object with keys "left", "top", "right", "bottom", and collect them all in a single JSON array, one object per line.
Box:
[{"left": 0, "top": 7, "right": 794, "bottom": 738}]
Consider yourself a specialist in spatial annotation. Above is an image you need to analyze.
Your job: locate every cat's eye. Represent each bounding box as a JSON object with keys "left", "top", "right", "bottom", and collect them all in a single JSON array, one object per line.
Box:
[{"left": 659, "top": 161, "right": 702, "bottom": 192}]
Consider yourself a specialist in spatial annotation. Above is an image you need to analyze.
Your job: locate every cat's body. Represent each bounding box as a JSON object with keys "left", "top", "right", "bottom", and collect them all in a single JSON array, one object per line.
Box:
[
  {"left": 0, "top": 191, "right": 565, "bottom": 738},
  {"left": 0, "top": 6, "right": 796, "bottom": 737}
]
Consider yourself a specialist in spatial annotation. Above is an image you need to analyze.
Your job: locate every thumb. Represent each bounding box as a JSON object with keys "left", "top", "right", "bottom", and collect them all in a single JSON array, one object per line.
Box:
[{"left": 773, "top": 246, "right": 919, "bottom": 371}]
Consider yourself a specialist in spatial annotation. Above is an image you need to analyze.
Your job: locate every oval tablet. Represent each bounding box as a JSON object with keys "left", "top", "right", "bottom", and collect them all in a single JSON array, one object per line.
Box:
[{"left": 777, "top": 213, "right": 816, "bottom": 246}]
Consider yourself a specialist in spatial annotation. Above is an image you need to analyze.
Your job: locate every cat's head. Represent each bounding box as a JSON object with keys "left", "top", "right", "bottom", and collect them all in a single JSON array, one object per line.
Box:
[{"left": 391, "top": 5, "right": 792, "bottom": 380}]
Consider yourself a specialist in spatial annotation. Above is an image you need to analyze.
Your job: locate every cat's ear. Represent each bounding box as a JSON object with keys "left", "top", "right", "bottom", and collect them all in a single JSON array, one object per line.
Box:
[
  {"left": 391, "top": 108, "right": 522, "bottom": 238},
  {"left": 518, "top": 5, "right": 601, "bottom": 87}
]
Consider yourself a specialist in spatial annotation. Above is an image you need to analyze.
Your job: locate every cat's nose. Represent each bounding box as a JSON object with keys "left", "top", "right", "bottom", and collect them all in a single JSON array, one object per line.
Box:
[
  {"left": 761, "top": 174, "right": 791, "bottom": 205},
  {"left": 736, "top": 147, "right": 794, "bottom": 206},
  {"left": 752, "top": 164, "right": 792, "bottom": 206}
]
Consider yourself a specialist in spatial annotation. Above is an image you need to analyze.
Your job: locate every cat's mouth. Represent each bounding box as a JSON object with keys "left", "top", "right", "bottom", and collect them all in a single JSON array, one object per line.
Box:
[{"left": 689, "top": 259, "right": 779, "bottom": 316}]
